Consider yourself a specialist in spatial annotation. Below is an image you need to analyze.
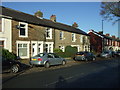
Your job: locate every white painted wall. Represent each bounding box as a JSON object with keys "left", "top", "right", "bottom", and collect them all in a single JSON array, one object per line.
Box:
[{"left": 0, "top": 18, "right": 12, "bottom": 52}]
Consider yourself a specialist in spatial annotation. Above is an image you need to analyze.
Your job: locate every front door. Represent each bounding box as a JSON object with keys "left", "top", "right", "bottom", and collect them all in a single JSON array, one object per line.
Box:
[{"left": 32, "top": 43, "right": 37, "bottom": 57}]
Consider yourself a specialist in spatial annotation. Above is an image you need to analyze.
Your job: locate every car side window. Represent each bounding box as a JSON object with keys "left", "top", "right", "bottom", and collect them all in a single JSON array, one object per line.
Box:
[
  {"left": 47, "top": 54, "right": 54, "bottom": 58},
  {"left": 54, "top": 54, "right": 59, "bottom": 58}
]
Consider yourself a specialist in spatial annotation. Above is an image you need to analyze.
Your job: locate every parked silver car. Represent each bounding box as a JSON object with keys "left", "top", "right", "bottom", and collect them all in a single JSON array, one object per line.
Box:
[
  {"left": 29, "top": 53, "right": 66, "bottom": 68},
  {"left": 100, "top": 51, "right": 112, "bottom": 58}
]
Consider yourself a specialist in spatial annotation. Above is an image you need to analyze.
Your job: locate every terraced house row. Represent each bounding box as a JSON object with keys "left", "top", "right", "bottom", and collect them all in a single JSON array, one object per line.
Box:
[
  {"left": 88, "top": 30, "right": 120, "bottom": 53},
  {"left": 0, "top": 6, "right": 90, "bottom": 59}
]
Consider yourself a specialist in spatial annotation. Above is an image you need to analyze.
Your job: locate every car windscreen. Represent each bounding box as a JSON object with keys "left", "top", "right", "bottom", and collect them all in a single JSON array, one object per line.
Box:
[
  {"left": 35, "top": 53, "right": 45, "bottom": 57},
  {"left": 103, "top": 52, "right": 109, "bottom": 54},
  {"left": 76, "top": 52, "right": 84, "bottom": 55}
]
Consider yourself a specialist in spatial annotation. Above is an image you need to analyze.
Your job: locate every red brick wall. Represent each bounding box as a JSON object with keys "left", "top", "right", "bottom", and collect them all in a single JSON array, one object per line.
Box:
[{"left": 88, "top": 32, "right": 102, "bottom": 53}]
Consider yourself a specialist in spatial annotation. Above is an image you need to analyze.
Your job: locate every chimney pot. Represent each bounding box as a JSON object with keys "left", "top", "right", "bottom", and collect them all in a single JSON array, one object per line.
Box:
[
  {"left": 112, "top": 35, "right": 116, "bottom": 39},
  {"left": 106, "top": 33, "right": 110, "bottom": 36},
  {"left": 50, "top": 15, "right": 56, "bottom": 22}
]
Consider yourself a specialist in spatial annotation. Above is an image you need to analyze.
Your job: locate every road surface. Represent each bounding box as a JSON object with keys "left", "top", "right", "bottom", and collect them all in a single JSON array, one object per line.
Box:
[{"left": 2, "top": 58, "right": 120, "bottom": 88}]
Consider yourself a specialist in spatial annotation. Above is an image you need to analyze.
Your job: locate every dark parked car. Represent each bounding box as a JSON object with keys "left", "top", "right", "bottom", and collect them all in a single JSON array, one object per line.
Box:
[
  {"left": 2, "top": 56, "right": 22, "bottom": 73},
  {"left": 73, "top": 51, "right": 96, "bottom": 61},
  {"left": 29, "top": 53, "right": 66, "bottom": 68}
]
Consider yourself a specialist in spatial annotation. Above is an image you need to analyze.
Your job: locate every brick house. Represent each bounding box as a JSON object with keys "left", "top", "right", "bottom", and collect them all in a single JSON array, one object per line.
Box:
[
  {"left": 50, "top": 15, "right": 90, "bottom": 52},
  {"left": 88, "top": 30, "right": 120, "bottom": 53},
  {"left": 0, "top": 6, "right": 90, "bottom": 59}
]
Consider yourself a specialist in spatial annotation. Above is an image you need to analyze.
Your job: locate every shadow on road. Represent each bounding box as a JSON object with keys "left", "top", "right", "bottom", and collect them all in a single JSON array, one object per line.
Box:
[
  {"left": 55, "top": 65, "right": 120, "bottom": 88},
  {"left": 55, "top": 76, "right": 67, "bottom": 88}
]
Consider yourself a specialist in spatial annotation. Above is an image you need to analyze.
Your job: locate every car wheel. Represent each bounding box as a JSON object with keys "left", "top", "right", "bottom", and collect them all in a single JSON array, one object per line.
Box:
[
  {"left": 11, "top": 64, "right": 19, "bottom": 73},
  {"left": 62, "top": 60, "right": 66, "bottom": 65},
  {"left": 44, "top": 62, "right": 50, "bottom": 68},
  {"left": 92, "top": 57, "right": 96, "bottom": 61}
]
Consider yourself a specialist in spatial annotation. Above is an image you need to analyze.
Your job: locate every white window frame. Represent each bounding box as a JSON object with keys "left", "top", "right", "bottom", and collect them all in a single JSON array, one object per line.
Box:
[
  {"left": 19, "top": 22, "right": 28, "bottom": 37},
  {"left": 45, "top": 42, "right": 54, "bottom": 53},
  {"left": 16, "top": 41, "right": 30, "bottom": 59},
  {"left": 46, "top": 28, "right": 52, "bottom": 39},
  {"left": 72, "top": 33, "right": 76, "bottom": 42},
  {"left": 0, "top": 18, "right": 5, "bottom": 32},
  {"left": 80, "top": 35, "right": 83, "bottom": 43},
  {"left": 31, "top": 41, "right": 44, "bottom": 57},
  {"left": 60, "top": 31, "right": 64, "bottom": 40},
  {"left": 38, "top": 41, "right": 44, "bottom": 53}
]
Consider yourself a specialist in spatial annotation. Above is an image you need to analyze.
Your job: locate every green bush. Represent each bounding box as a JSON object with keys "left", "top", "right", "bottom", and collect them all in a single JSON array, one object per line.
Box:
[
  {"left": 53, "top": 48, "right": 63, "bottom": 53},
  {"left": 2, "top": 48, "right": 17, "bottom": 60},
  {"left": 65, "top": 46, "right": 77, "bottom": 57},
  {"left": 55, "top": 46, "right": 77, "bottom": 58}
]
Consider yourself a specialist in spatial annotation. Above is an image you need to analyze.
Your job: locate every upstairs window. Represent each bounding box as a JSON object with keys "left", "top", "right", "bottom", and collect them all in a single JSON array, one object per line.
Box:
[
  {"left": 72, "top": 33, "right": 76, "bottom": 42},
  {"left": 80, "top": 35, "right": 83, "bottom": 43},
  {"left": 46, "top": 28, "right": 52, "bottom": 39},
  {"left": 19, "top": 22, "right": 28, "bottom": 37},
  {"left": 60, "top": 31, "right": 64, "bottom": 40}
]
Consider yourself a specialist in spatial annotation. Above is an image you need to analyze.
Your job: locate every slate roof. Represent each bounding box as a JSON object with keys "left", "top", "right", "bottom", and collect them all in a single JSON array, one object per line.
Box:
[
  {"left": 90, "top": 30, "right": 120, "bottom": 41},
  {"left": 1, "top": 6, "right": 89, "bottom": 36}
]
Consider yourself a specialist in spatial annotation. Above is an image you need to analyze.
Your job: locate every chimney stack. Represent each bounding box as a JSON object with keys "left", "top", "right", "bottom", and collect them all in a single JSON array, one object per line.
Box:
[
  {"left": 105, "top": 33, "right": 110, "bottom": 36},
  {"left": 72, "top": 22, "right": 78, "bottom": 28},
  {"left": 50, "top": 15, "right": 56, "bottom": 22},
  {"left": 98, "top": 31, "right": 103, "bottom": 34},
  {"left": 112, "top": 35, "right": 116, "bottom": 39}
]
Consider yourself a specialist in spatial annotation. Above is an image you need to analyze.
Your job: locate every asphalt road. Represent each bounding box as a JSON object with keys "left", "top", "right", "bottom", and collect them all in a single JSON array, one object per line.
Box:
[{"left": 2, "top": 58, "right": 120, "bottom": 88}]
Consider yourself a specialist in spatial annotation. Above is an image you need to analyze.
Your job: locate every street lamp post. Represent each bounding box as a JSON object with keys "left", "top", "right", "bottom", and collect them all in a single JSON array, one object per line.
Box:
[
  {"left": 102, "top": 20, "right": 104, "bottom": 33},
  {"left": 102, "top": 20, "right": 104, "bottom": 52}
]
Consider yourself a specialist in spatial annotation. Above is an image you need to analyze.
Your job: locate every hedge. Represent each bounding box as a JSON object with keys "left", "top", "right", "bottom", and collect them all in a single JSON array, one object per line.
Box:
[
  {"left": 1, "top": 48, "right": 17, "bottom": 60},
  {"left": 55, "top": 46, "right": 77, "bottom": 58}
]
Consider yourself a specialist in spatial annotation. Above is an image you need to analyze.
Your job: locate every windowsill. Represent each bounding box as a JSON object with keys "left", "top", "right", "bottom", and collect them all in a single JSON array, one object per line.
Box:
[
  {"left": 19, "top": 36, "right": 28, "bottom": 38},
  {"left": 72, "top": 41, "right": 76, "bottom": 42},
  {"left": 46, "top": 38, "right": 52, "bottom": 39},
  {"left": 18, "top": 56, "right": 29, "bottom": 59}
]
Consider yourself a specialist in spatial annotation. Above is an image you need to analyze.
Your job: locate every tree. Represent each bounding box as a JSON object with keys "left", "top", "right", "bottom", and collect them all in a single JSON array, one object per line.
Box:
[
  {"left": 100, "top": 2, "right": 120, "bottom": 24},
  {"left": 34, "top": 10, "right": 43, "bottom": 18}
]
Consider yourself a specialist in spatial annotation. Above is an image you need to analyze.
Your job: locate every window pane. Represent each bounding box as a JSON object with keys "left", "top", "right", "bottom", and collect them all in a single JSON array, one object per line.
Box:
[
  {"left": 20, "top": 28, "right": 25, "bottom": 36},
  {"left": 18, "top": 48, "right": 27, "bottom": 56},
  {"left": 46, "top": 29, "right": 50, "bottom": 37},
  {"left": 18, "top": 44, "right": 22, "bottom": 47},
  {"left": 23, "top": 44, "right": 27, "bottom": 47}
]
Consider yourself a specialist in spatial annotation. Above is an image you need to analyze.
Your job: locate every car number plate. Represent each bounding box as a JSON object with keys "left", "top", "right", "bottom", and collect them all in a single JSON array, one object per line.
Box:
[{"left": 32, "top": 59, "right": 37, "bottom": 60}]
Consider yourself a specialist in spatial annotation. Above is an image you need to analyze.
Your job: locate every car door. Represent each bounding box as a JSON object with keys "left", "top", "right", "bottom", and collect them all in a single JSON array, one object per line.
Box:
[
  {"left": 89, "top": 53, "right": 94, "bottom": 60},
  {"left": 47, "top": 54, "right": 55, "bottom": 65},
  {"left": 2, "top": 57, "right": 11, "bottom": 71},
  {"left": 86, "top": 52, "right": 92, "bottom": 60},
  {"left": 54, "top": 54, "right": 62, "bottom": 64}
]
